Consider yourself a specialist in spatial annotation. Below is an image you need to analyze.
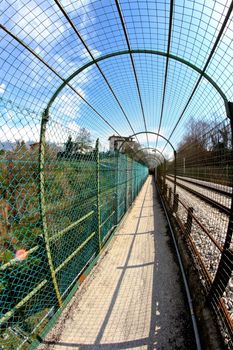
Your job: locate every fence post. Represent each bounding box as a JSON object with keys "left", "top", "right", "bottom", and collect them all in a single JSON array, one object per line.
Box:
[
  {"left": 95, "top": 139, "right": 101, "bottom": 252},
  {"left": 163, "top": 183, "right": 168, "bottom": 199},
  {"left": 39, "top": 110, "right": 62, "bottom": 307},
  {"left": 173, "top": 193, "right": 179, "bottom": 213},
  {"left": 115, "top": 151, "right": 119, "bottom": 224},
  {"left": 174, "top": 150, "right": 177, "bottom": 195},
  {"left": 125, "top": 156, "right": 128, "bottom": 211},
  {"left": 168, "top": 187, "right": 172, "bottom": 206},
  {"left": 162, "top": 161, "right": 166, "bottom": 191},
  {"left": 131, "top": 161, "right": 134, "bottom": 201},
  {"left": 184, "top": 207, "right": 194, "bottom": 237}
]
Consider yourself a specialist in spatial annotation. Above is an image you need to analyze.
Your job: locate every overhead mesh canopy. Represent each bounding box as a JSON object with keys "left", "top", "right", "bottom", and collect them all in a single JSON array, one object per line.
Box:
[{"left": 0, "top": 0, "right": 232, "bottom": 160}]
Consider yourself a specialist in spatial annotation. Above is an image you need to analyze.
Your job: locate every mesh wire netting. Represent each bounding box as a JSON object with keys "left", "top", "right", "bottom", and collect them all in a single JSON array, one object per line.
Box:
[
  {"left": 0, "top": 100, "right": 148, "bottom": 349},
  {"left": 162, "top": 118, "right": 233, "bottom": 347}
]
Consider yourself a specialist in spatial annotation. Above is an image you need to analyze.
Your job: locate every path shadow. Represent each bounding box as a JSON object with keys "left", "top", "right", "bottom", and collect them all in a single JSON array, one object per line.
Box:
[{"left": 42, "top": 177, "right": 195, "bottom": 350}]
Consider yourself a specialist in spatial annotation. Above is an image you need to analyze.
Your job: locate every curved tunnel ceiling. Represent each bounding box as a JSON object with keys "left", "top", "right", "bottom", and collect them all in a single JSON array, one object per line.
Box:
[{"left": 0, "top": 0, "right": 233, "bottom": 161}]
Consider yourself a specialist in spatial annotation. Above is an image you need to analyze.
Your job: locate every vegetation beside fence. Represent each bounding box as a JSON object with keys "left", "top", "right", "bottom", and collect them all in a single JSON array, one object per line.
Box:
[{"left": 0, "top": 140, "right": 148, "bottom": 350}]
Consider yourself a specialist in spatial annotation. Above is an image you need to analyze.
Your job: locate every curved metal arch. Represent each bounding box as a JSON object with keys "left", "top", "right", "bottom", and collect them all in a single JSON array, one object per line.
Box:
[
  {"left": 118, "top": 132, "right": 176, "bottom": 153},
  {"left": 143, "top": 157, "right": 160, "bottom": 168},
  {"left": 142, "top": 156, "right": 162, "bottom": 166},
  {"left": 134, "top": 150, "right": 163, "bottom": 165},
  {"left": 45, "top": 49, "right": 228, "bottom": 115},
  {"left": 143, "top": 156, "right": 161, "bottom": 165},
  {"left": 133, "top": 147, "right": 166, "bottom": 162}
]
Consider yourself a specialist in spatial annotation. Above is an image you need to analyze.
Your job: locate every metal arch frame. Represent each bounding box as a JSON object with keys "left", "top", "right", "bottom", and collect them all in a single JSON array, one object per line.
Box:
[
  {"left": 117, "top": 131, "right": 176, "bottom": 194},
  {"left": 142, "top": 155, "right": 161, "bottom": 167},
  {"left": 114, "top": 0, "right": 149, "bottom": 147},
  {"left": 143, "top": 158, "right": 160, "bottom": 171},
  {"left": 117, "top": 131, "right": 176, "bottom": 153},
  {"left": 156, "top": 0, "right": 174, "bottom": 149},
  {"left": 131, "top": 147, "right": 166, "bottom": 164},
  {"left": 45, "top": 49, "right": 228, "bottom": 115},
  {"left": 143, "top": 156, "right": 161, "bottom": 167}
]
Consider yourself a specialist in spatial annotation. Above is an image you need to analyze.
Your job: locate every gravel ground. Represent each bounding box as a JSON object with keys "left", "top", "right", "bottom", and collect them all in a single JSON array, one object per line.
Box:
[
  {"left": 38, "top": 176, "right": 195, "bottom": 350},
  {"left": 165, "top": 178, "right": 233, "bottom": 322},
  {"left": 174, "top": 175, "right": 232, "bottom": 194},
  {"left": 167, "top": 176, "right": 231, "bottom": 209}
]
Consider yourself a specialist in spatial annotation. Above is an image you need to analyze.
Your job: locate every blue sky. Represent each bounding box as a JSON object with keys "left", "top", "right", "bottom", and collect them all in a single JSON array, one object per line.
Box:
[{"left": 0, "top": 0, "right": 232, "bottom": 158}]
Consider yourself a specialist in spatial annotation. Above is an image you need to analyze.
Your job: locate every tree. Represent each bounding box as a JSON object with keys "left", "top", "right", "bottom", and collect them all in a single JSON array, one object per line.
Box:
[
  {"left": 210, "top": 122, "right": 230, "bottom": 152},
  {"left": 178, "top": 117, "right": 209, "bottom": 151},
  {"left": 64, "top": 135, "right": 73, "bottom": 156},
  {"left": 74, "top": 128, "right": 92, "bottom": 153}
]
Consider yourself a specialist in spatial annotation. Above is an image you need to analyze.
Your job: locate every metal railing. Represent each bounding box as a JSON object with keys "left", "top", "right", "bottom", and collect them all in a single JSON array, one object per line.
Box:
[{"left": 157, "top": 153, "right": 233, "bottom": 348}]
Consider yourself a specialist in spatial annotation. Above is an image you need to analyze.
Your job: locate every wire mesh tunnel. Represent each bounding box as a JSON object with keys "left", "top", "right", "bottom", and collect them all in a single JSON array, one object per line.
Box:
[{"left": 0, "top": 0, "right": 233, "bottom": 349}]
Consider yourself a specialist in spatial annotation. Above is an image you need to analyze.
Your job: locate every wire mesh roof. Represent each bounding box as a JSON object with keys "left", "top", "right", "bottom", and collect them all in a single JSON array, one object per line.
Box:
[{"left": 0, "top": 0, "right": 233, "bottom": 162}]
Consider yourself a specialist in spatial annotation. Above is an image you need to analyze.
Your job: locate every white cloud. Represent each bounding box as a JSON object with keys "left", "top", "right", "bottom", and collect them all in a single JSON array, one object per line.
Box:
[
  {"left": 0, "top": 83, "right": 6, "bottom": 94},
  {"left": 54, "top": 54, "right": 65, "bottom": 65},
  {"left": 0, "top": 123, "right": 41, "bottom": 143},
  {"left": 6, "top": 110, "right": 15, "bottom": 120},
  {"left": 1, "top": 0, "right": 99, "bottom": 107},
  {"left": 67, "top": 122, "right": 80, "bottom": 133},
  {"left": 0, "top": 120, "right": 82, "bottom": 145},
  {"left": 4, "top": 0, "right": 67, "bottom": 45},
  {"left": 60, "top": 0, "right": 91, "bottom": 9},
  {"left": 80, "top": 47, "right": 101, "bottom": 60},
  {"left": 52, "top": 88, "right": 86, "bottom": 120},
  {"left": 60, "top": 87, "right": 86, "bottom": 103}
]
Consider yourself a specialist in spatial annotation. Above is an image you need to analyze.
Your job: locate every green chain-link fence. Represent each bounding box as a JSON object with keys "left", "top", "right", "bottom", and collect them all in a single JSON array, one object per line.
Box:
[{"left": 0, "top": 101, "right": 148, "bottom": 350}]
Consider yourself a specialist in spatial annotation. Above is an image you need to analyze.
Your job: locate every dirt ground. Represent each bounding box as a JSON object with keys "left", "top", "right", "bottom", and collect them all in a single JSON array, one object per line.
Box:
[{"left": 38, "top": 176, "right": 196, "bottom": 350}]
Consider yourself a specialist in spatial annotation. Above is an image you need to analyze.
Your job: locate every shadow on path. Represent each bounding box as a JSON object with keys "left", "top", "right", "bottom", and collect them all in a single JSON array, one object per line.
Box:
[{"left": 41, "top": 177, "right": 195, "bottom": 350}]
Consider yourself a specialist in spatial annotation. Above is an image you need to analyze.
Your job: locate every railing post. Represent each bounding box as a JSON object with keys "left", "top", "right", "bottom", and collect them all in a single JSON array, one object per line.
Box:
[
  {"left": 163, "top": 183, "right": 168, "bottom": 199},
  {"left": 174, "top": 150, "right": 177, "bottom": 195},
  {"left": 162, "top": 161, "right": 166, "bottom": 190},
  {"left": 173, "top": 193, "right": 179, "bottom": 213},
  {"left": 39, "top": 110, "right": 62, "bottom": 307},
  {"left": 168, "top": 187, "right": 172, "bottom": 206},
  {"left": 95, "top": 139, "right": 101, "bottom": 252},
  {"left": 184, "top": 207, "right": 194, "bottom": 237}
]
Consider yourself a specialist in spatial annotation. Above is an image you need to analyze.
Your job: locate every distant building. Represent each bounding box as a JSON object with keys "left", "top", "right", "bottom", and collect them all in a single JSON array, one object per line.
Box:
[
  {"left": 108, "top": 135, "right": 135, "bottom": 152},
  {"left": 72, "top": 143, "right": 94, "bottom": 155}
]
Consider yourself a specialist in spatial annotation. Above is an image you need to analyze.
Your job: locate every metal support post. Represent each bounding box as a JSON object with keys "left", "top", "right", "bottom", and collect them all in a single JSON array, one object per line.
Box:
[
  {"left": 39, "top": 110, "right": 62, "bottom": 307},
  {"left": 174, "top": 150, "right": 177, "bottom": 195},
  {"left": 95, "top": 139, "right": 101, "bottom": 252},
  {"left": 164, "top": 183, "right": 168, "bottom": 199},
  {"left": 173, "top": 193, "right": 179, "bottom": 214},
  {"left": 168, "top": 187, "right": 172, "bottom": 206},
  {"left": 125, "top": 156, "right": 128, "bottom": 211},
  {"left": 115, "top": 152, "right": 119, "bottom": 223},
  {"left": 184, "top": 207, "right": 194, "bottom": 237}
]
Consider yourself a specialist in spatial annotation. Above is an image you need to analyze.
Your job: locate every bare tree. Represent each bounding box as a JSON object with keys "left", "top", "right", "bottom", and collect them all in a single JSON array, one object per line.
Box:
[{"left": 74, "top": 128, "right": 92, "bottom": 153}]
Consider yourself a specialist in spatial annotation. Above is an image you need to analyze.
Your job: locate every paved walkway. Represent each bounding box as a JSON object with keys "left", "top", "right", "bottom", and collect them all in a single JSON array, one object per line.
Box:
[{"left": 40, "top": 176, "right": 195, "bottom": 350}]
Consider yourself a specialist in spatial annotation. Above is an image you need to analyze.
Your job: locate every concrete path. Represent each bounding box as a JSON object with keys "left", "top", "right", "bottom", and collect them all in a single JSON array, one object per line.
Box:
[{"left": 40, "top": 176, "right": 195, "bottom": 350}]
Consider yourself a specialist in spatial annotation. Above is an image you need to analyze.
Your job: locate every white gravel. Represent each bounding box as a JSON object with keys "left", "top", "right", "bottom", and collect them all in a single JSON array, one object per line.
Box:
[
  {"left": 167, "top": 175, "right": 231, "bottom": 209},
  {"left": 165, "top": 178, "right": 233, "bottom": 323},
  {"left": 173, "top": 175, "right": 232, "bottom": 194}
]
